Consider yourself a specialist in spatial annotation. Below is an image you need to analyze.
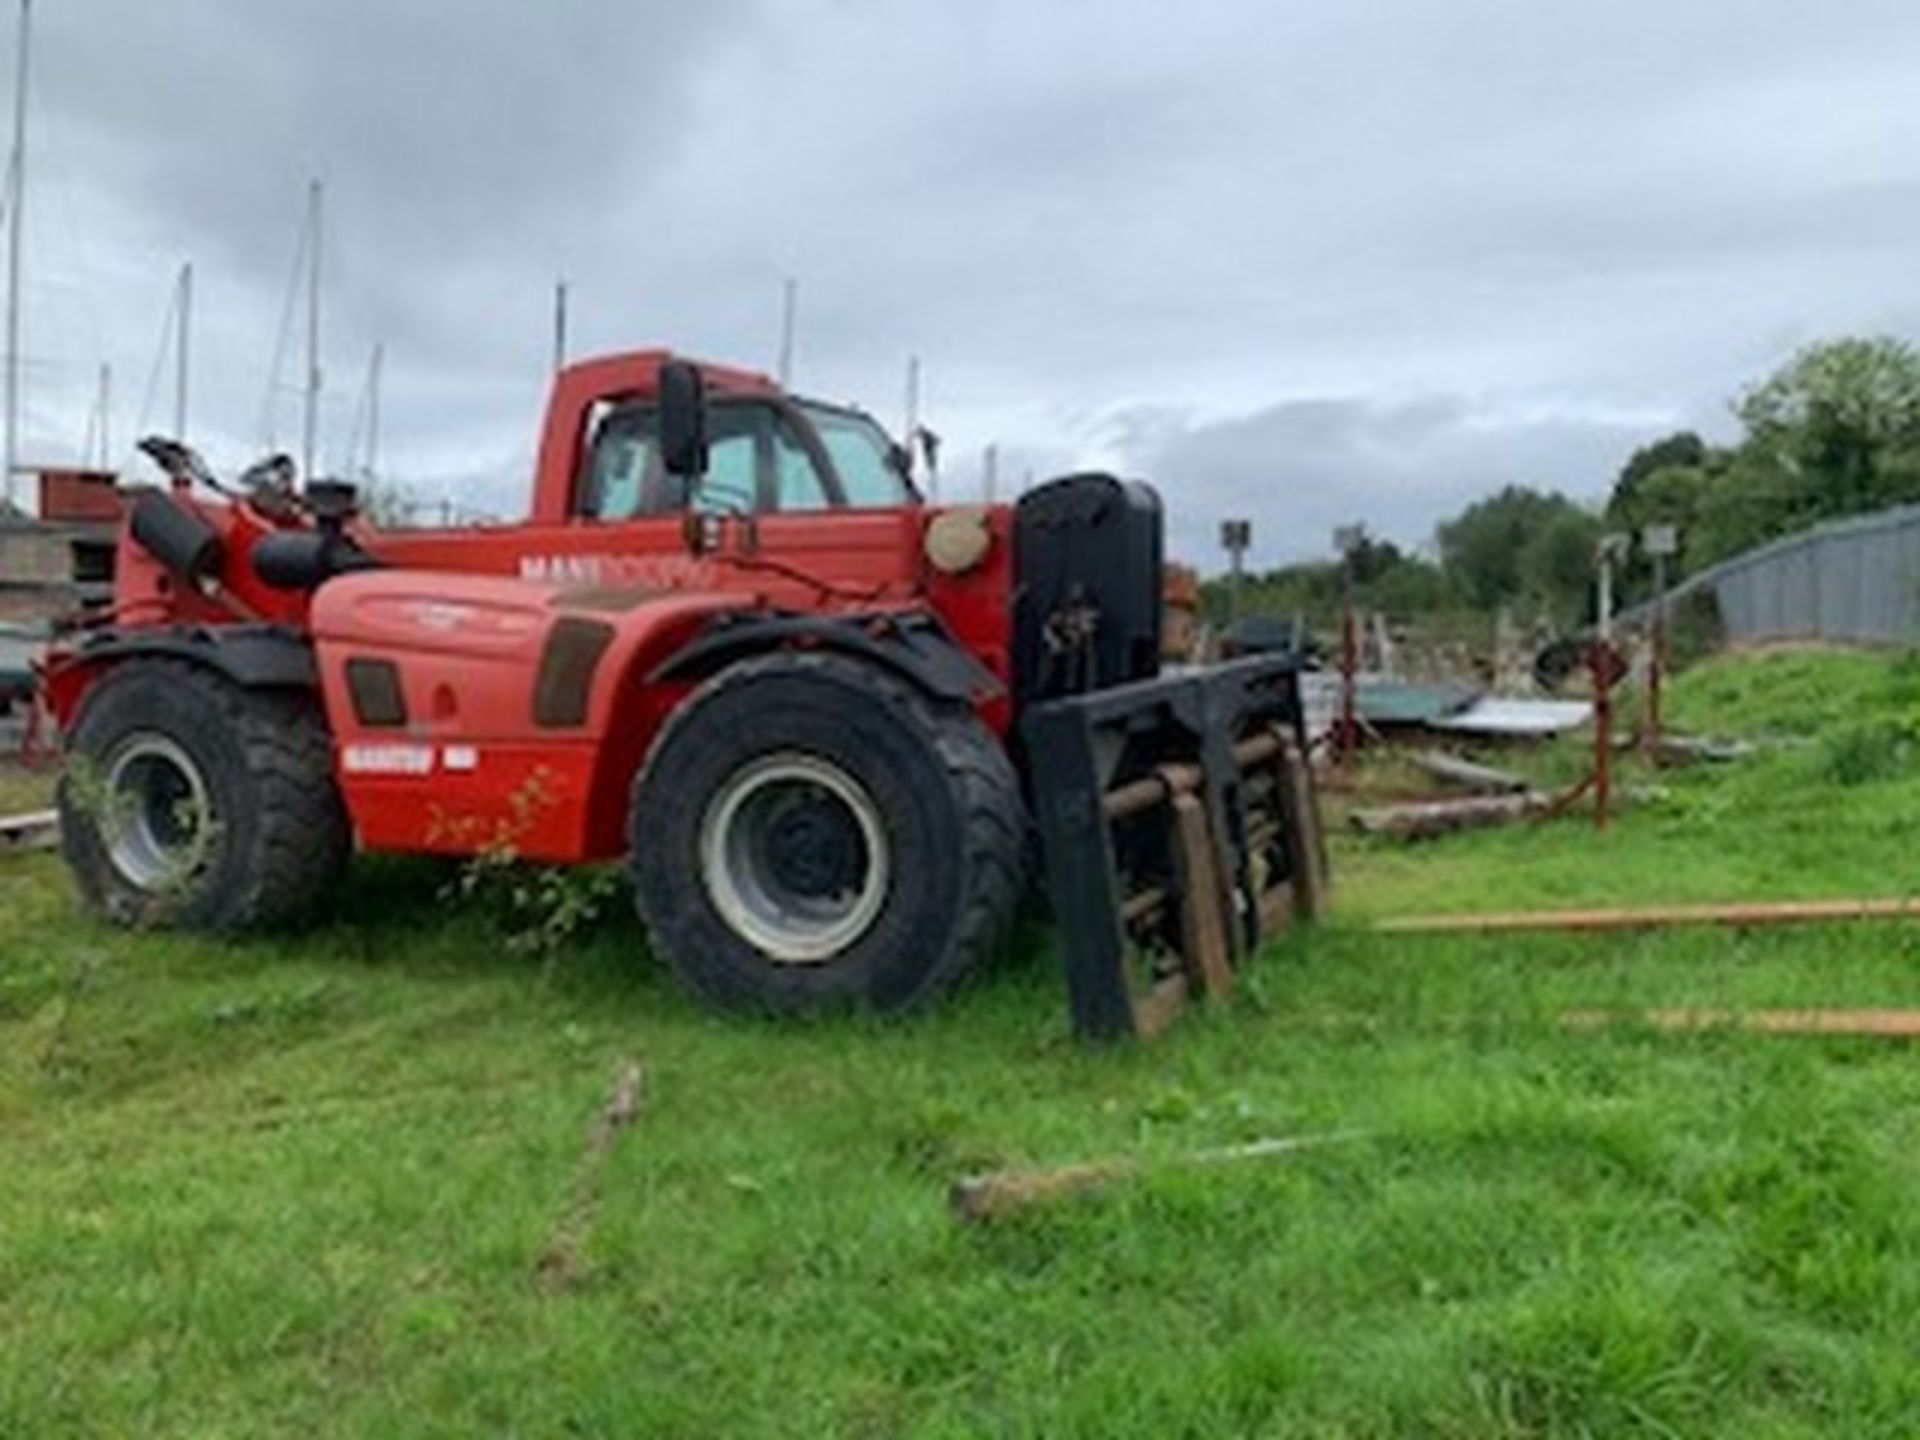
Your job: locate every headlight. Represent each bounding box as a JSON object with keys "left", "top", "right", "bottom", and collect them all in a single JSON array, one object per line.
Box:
[{"left": 924, "top": 507, "right": 992, "bottom": 576}]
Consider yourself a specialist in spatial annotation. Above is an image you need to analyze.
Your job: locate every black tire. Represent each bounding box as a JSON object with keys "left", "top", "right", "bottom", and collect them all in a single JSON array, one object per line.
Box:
[
  {"left": 628, "top": 651, "right": 1024, "bottom": 1015},
  {"left": 58, "top": 659, "right": 349, "bottom": 931}
]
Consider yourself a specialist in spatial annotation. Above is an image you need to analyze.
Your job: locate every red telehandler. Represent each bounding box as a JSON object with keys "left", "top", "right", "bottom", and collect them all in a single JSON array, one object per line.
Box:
[{"left": 38, "top": 351, "right": 1323, "bottom": 1038}]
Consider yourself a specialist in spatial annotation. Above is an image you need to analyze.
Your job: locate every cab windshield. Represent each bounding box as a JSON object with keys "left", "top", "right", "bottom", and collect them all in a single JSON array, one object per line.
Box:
[{"left": 800, "top": 403, "right": 916, "bottom": 508}]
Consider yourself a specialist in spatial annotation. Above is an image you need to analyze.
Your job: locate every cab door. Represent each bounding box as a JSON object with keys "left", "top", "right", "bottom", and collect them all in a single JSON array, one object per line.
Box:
[{"left": 574, "top": 398, "right": 921, "bottom": 601}]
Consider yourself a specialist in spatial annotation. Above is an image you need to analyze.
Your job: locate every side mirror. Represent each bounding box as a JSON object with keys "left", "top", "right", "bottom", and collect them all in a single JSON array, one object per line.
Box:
[{"left": 659, "top": 360, "right": 709, "bottom": 482}]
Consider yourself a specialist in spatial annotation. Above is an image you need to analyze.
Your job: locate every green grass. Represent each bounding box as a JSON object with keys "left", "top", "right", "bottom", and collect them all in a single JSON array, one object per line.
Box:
[
  {"left": 5, "top": 648, "right": 1920, "bottom": 1435},
  {"left": 1335, "top": 646, "right": 1920, "bottom": 920}
]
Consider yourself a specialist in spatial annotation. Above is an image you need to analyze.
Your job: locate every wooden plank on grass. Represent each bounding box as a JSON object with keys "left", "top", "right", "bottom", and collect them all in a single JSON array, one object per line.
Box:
[
  {"left": 535, "top": 1059, "right": 644, "bottom": 1290},
  {"left": 1653, "top": 734, "right": 1756, "bottom": 767},
  {"left": 1564, "top": 1008, "right": 1920, "bottom": 1038},
  {"left": 1408, "top": 750, "right": 1529, "bottom": 795},
  {"left": 949, "top": 1131, "right": 1367, "bottom": 1223},
  {"left": 1349, "top": 792, "right": 1550, "bottom": 840},
  {"left": 0, "top": 808, "right": 57, "bottom": 854},
  {"left": 1380, "top": 896, "right": 1920, "bottom": 935}
]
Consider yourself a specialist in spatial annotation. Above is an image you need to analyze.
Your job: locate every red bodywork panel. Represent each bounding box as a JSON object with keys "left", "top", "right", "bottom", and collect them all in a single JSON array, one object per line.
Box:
[
  {"left": 48, "top": 349, "right": 1018, "bottom": 864},
  {"left": 311, "top": 571, "right": 743, "bottom": 860}
]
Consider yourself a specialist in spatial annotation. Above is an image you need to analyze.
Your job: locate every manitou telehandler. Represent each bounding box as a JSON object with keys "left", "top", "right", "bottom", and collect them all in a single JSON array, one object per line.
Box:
[{"left": 38, "top": 351, "right": 1324, "bottom": 1038}]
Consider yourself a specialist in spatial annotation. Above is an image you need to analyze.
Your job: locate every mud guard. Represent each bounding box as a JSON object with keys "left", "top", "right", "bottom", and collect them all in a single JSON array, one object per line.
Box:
[
  {"left": 58, "top": 624, "right": 317, "bottom": 687},
  {"left": 1022, "top": 654, "right": 1327, "bottom": 1041},
  {"left": 651, "top": 610, "right": 1002, "bottom": 705},
  {"left": 40, "top": 624, "right": 317, "bottom": 728}
]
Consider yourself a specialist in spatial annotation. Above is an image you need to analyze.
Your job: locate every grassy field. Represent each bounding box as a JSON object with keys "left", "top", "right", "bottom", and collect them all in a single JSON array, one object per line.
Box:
[{"left": 4, "top": 647, "right": 1920, "bottom": 1436}]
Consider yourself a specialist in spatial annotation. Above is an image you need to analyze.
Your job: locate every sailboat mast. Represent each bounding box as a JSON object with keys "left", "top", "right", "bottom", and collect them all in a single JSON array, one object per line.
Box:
[
  {"left": 174, "top": 261, "right": 191, "bottom": 438},
  {"left": 902, "top": 354, "right": 920, "bottom": 450},
  {"left": 301, "top": 179, "right": 321, "bottom": 480},
  {"left": 4, "top": 0, "right": 30, "bottom": 510},
  {"left": 365, "top": 342, "right": 382, "bottom": 480},
  {"left": 93, "top": 361, "right": 108, "bottom": 468},
  {"left": 777, "top": 276, "right": 797, "bottom": 387}
]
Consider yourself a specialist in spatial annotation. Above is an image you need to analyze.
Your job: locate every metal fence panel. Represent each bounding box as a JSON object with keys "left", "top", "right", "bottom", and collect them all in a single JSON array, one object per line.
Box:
[{"left": 1654, "top": 505, "right": 1920, "bottom": 645}]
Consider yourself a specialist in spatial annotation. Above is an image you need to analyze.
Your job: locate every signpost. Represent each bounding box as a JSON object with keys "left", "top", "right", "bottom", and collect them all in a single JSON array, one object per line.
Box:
[
  {"left": 1333, "top": 524, "right": 1366, "bottom": 771},
  {"left": 1220, "top": 518, "right": 1251, "bottom": 623},
  {"left": 1592, "top": 533, "right": 1631, "bottom": 829},
  {"left": 1641, "top": 523, "right": 1679, "bottom": 758}
]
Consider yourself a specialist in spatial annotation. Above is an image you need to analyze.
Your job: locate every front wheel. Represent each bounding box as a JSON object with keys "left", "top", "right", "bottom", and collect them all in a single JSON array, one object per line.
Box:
[{"left": 628, "top": 652, "right": 1024, "bottom": 1015}]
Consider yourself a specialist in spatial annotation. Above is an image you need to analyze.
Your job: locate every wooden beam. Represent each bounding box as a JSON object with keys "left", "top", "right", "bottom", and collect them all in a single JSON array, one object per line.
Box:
[
  {"left": 1380, "top": 896, "right": 1920, "bottom": 935},
  {"left": 1652, "top": 734, "right": 1755, "bottom": 767},
  {"left": 1131, "top": 974, "right": 1189, "bottom": 1040},
  {"left": 950, "top": 1131, "right": 1366, "bottom": 1223},
  {"left": 1277, "top": 733, "right": 1330, "bottom": 921},
  {"left": 1170, "top": 791, "right": 1234, "bottom": 1000},
  {"left": 1349, "top": 791, "right": 1550, "bottom": 840},
  {"left": 1564, "top": 1008, "right": 1920, "bottom": 1038},
  {"left": 1408, "top": 750, "right": 1528, "bottom": 794},
  {"left": 535, "top": 1059, "right": 644, "bottom": 1290},
  {"left": 0, "top": 808, "right": 56, "bottom": 854}
]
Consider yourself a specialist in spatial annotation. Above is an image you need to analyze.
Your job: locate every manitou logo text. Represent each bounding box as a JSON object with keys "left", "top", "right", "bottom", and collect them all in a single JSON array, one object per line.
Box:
[
  {"left": 518, "top": 553, "right": 719, "bottom": 586},
  {"left": 342, "top": 744, "right": 479, "bottom": 776},
  {"left": 519, "top": 553, "right": 610, "bottom": 583}
]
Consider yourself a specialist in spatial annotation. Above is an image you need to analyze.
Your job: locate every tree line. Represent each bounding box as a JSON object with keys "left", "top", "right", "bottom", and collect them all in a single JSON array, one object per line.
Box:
[{"left": 1207, "top": 335, "right": 1920, "bottom": 630}]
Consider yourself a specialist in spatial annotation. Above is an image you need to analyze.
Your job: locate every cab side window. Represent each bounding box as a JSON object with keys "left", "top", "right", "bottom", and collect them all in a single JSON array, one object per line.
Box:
[
  {"left": 577, "top": 399, "right": 838, "bottom": 517},
  {"left": 695, "top": 417, "right": 760, "bottom": 514},
  {"left": 577, "top": 403, "right": 664, "bottom": 520},
  {"left": 773, "top": 416, "right": 832, "bottom": 511}
]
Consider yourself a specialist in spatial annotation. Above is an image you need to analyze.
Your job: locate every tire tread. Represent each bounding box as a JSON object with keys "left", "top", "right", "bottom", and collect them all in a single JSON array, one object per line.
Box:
[{"left": 629, "top": 650, "right": 1025, "bottom": 1013}]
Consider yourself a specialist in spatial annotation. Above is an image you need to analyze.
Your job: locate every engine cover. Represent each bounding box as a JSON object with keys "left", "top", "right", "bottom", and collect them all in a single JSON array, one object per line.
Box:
[
  {"left": 1012, "top": 472, "right": 1164, "bottom": 704},
  {"left": 308, "top": 569, "right": 747, "bottom": 861}
]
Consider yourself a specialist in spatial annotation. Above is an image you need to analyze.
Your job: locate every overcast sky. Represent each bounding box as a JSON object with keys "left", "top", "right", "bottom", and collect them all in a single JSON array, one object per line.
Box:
[{"left": 9, "top": 1, "right": 1920, "bottom": 568}]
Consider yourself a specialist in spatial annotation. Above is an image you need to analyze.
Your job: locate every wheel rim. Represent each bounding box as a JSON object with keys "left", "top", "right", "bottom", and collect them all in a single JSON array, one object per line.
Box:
[
  {"left": 697, "top": 751, "right": 891, "bottom": 964},
  {"left": 101, "top": 734, "right": 215, "bottom": 893}
]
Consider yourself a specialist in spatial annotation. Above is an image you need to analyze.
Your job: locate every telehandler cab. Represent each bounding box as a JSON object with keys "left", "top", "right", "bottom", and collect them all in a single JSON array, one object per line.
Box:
[{"left": 39, "top": 351, "right": 1323, "bottom": 1038}]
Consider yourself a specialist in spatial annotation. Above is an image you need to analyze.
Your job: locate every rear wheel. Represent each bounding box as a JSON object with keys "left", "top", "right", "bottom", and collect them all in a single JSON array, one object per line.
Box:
[
  {"left": 59, "top": 660, "right": 348, "bottom": 931},
  {"left": 629, "top": 651, "right": 1024, "bottom": 1014}
]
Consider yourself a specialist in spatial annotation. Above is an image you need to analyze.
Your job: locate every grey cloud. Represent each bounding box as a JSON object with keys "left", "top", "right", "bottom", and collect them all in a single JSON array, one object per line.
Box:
[
  {"left": 1119, "top": 393, "right": 1664, "bottom": 571},
  {"left": 6, "top": 0, "right": 1920, "bottom": 547}
]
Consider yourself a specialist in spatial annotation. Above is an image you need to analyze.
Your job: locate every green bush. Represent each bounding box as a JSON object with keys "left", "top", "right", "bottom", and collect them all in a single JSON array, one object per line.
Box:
[
  {"left": 1885, "top": 648, "right": 1920, "bottom": 707},
  {"left": 1819, "top": 719, "right": 1915, "bottom": 786}
]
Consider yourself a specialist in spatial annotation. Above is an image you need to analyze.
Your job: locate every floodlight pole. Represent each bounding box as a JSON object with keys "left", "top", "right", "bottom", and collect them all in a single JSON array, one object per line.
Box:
[
  {"left": 1644, "top": 551, "right": 1666, "bottom": 758},
  {"left": 1339, "top": 556, "right": 1359, "bottom": 770},
  {"left": 1332, "top": 525, "right": 1364, "bottom": 771},
  {"left": 1592, "top": 538, "right": 1623, "bottom": 831},
  {"left": 1639, "top": 525, "right": 1679, "bottom": 759}
]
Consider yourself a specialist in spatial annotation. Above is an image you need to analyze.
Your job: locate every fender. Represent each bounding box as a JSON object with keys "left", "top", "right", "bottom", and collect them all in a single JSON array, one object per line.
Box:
[
  {"left": 42, "top": 624, "right": 316, "bottom": 728},
  {"left": 650, "top": 610, "right": 1003, "bottom": 706}
]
